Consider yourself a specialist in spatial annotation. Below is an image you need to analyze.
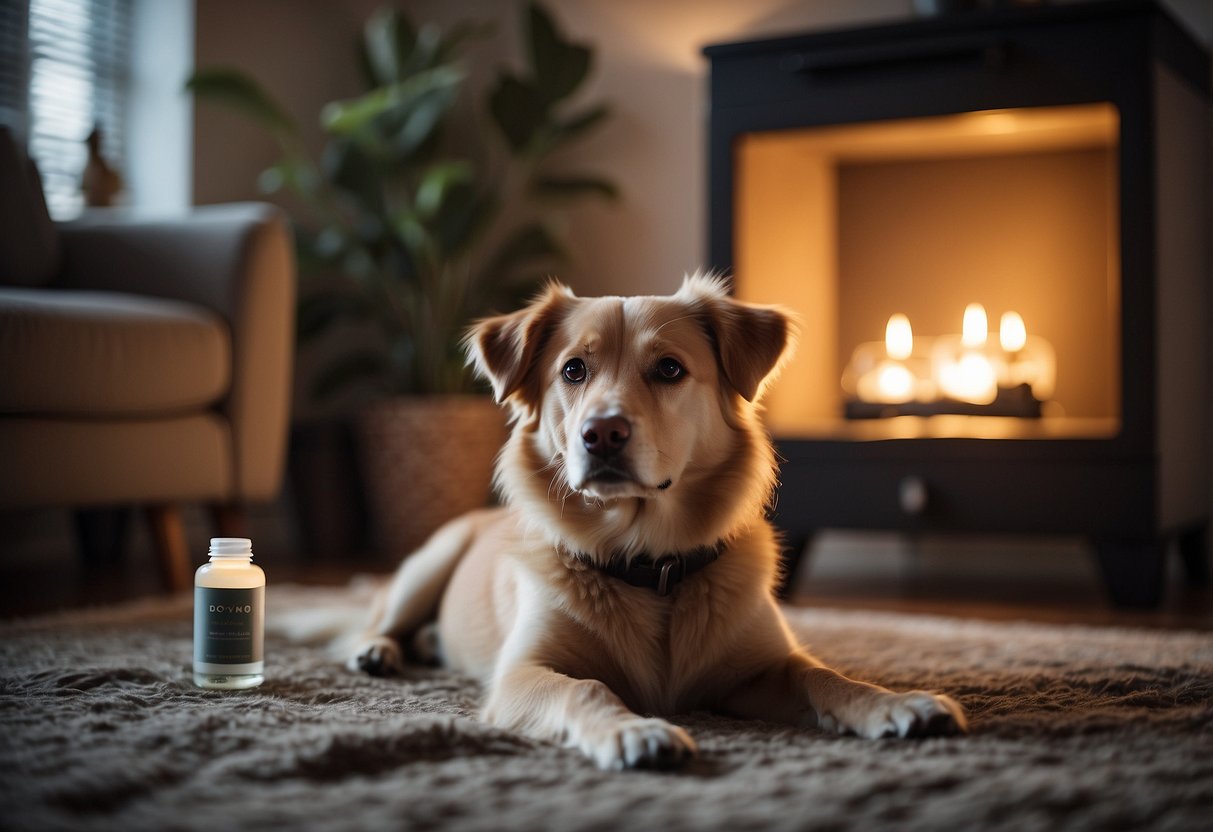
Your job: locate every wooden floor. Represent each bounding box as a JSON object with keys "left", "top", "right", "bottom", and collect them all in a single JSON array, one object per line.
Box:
[{"left": 2, "top": 545, "right": 1211, "bottom": 630}]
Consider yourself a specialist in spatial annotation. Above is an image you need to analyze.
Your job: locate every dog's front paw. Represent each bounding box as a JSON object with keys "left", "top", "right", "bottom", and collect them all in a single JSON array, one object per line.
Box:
[
  {"left": 348, "top": 635, "right": 404, "bottom": 676},
  {"left": 827, "top": 691, "right": 967, "bottom": 739},
  {"left": 579, "top": 718, "right": 698, "bottom": 771}
]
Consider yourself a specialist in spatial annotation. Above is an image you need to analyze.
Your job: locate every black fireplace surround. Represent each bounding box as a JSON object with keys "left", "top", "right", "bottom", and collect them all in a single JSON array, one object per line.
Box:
[{"left": 704, "top": 0, "right": 1210, "bottom": 606}]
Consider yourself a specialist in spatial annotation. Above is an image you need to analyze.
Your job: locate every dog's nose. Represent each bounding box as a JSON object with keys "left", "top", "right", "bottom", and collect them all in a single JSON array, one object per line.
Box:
[{"left": 581, "top": 415, "right": 631, "bottom": 458}]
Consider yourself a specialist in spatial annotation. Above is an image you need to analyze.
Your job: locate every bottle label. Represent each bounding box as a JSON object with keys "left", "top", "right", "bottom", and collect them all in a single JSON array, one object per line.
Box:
[{"left": 194, "top": 586, "right": 264, "bottom": 666}]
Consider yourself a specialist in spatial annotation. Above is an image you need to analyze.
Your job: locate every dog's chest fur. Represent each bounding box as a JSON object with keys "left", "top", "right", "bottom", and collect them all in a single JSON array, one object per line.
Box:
[{"left": 537, "top": 544, "right": 778, "bottom": 715}]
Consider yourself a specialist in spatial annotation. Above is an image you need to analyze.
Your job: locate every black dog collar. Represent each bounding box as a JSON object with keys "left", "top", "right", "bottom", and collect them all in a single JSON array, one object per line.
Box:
[{"left": 569, "top": 541, "right": 727, "bottom": 597}]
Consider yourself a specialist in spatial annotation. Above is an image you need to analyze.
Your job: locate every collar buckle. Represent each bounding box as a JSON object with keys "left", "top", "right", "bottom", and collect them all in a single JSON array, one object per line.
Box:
[{"left": 655, "top": 556, "right": 682, "bottom": 596}]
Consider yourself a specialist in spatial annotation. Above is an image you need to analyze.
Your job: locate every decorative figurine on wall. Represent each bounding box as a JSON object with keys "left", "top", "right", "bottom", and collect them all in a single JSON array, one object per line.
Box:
[{"left": 81, "top": 125, "right": 122, "bottom": 207}]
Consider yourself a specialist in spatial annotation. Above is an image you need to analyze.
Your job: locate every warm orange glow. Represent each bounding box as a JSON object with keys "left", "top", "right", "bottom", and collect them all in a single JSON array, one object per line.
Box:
[
  {"left": 876, "top": 362, "right": 915, "bottom": 401},
  {"left": 885, "top": 313, "right": 913, "bottom": 360},
  {"left": 940, "top": 352, "right": 998, "bottom": 404},
  {"left": 735, "top": 102, "right": 1121, "bottom": 437},
  {"left": 962, "top": 303, "right": 988, "bottom": 348},
  {"left": 1000, "top": 311, "right": 1027, "bottom": 353}
]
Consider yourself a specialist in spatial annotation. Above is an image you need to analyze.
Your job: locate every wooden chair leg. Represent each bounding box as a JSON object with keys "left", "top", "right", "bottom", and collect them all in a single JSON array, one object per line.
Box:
[
  {"left": 210, "top": 503, "right": 248, "bottom": 539},
  {"left": 145, "top": 503, "right": 191, "bottom": 593}
]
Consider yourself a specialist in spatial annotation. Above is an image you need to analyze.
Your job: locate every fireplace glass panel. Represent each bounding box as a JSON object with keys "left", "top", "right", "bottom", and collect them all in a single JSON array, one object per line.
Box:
[{"left": 734, "top": 104, "right": 1121, "bottom": 440}]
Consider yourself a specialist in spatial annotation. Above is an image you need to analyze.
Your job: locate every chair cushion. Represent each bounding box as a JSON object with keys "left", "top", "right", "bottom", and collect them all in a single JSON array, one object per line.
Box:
[
  {"left": 0, "top": 127, "right": 61, "bottom": 287},
  {"left": 0, "top": 288, "right": 231, "bottom": 416}
]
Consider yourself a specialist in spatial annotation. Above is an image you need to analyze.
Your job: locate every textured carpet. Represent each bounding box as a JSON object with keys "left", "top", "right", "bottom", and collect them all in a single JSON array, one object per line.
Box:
[{"left": 1, "top": 582, "right": 1211, "bottom": 831}]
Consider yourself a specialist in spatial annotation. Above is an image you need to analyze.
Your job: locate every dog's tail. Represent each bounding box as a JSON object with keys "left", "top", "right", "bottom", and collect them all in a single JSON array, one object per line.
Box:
[{"left": 267, "top": 576, "right": 384, "bottom": 646}]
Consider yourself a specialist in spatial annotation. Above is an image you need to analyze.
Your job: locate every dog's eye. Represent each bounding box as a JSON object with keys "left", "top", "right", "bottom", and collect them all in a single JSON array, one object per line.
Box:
[
  {"left": 562, "top": 358, "right": 587, "bottom": 384},
  {"left": 655, "top": 357, "right": 686, "bottom": 382}
]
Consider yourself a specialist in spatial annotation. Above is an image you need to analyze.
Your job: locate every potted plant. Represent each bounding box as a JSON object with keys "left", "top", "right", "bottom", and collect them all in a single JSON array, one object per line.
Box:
[{"left": 188, "top": 2, "right": 615, "bottom": 554}]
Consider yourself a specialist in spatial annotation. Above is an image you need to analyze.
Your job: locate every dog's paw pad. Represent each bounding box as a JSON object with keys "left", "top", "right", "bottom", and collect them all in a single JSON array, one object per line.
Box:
[
  {"left": 585, "top": 718, "right": 697, "bottom": 771},
  {"left": 348, "top": 636, "right": 404, "bottom": 677}
]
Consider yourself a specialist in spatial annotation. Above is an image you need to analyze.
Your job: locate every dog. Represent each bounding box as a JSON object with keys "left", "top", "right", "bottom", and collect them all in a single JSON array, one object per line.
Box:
[{"left": 349, "top": 274, "right": 967, "bottom": 770}]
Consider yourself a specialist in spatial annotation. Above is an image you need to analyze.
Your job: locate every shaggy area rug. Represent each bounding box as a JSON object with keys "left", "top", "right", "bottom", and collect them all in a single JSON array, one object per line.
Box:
[{"left": 1, "top": 582, "right": 1211, "bottom": 832}]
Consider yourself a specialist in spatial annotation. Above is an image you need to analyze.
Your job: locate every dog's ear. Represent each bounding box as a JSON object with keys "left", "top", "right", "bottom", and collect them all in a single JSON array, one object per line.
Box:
[
  {"left": 465, "top": 282, "right": 574, "bottom": 406},
  {"left": 682, "top": 274, "right": 796, "bottom": 403}
]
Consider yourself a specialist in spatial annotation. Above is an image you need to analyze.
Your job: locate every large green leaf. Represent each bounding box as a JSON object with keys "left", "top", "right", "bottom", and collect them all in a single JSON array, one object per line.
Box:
[
  {"left": 408, "top": 23, "right": 443, "bottom": 75},
  {"left": 430, "top": 185, "right": 497, "bottom": 257},
  {"left": 395, "top": 214, "right": 437, "bottom": 270},
  {"left": 527, "top": 2, "right": 590, "bottom": 107},
  {"left": 186, "top": 68, "right": 299, "bottom": 142},
  {"left": 321, "top": 66, "right": 464, "bottom": 137},
  {"left": 320, "top": 138, "right": 385, "bottom": 217},
  {"left": 415, "top": 160, "right": 475, "bottom": 221},
  {"left": 362, "top": 6, "right": 416, "bottom": 86},
  {"left": 487, "top": 74, "right": 547, "bottom": 152},
  {"left": 387, "top": 81, "right": 461, "bottom": 159}
]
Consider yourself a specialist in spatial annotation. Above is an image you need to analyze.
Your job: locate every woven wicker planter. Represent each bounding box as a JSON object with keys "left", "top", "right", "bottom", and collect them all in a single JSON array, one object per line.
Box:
[{"left": 355, "top": 396, "right": 507, "bottom": 557}]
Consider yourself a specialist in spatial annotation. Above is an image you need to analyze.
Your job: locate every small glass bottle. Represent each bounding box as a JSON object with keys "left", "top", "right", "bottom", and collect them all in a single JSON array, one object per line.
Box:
[{"left": 193, "top": 538, "right": 265, "bottom": 689}]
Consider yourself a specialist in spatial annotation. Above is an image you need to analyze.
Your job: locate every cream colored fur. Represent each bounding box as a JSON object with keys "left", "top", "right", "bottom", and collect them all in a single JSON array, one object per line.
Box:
[{"left": 350, "top": 275, "right": 966, "bottom": 770}]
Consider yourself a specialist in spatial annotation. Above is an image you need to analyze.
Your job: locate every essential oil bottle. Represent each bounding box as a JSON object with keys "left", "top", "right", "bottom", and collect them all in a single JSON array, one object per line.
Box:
[{"left": 193, "top": 538, "right": 265, "bottom": 689}]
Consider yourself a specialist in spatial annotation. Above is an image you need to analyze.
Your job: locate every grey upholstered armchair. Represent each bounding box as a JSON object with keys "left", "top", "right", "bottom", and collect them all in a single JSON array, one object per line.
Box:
[{"left": 0, "top": 127, "right": 295, "bottom": 591}]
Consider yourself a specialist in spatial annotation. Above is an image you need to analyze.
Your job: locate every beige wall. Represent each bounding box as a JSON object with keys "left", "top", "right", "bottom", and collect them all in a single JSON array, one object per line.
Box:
[
  {"left": 193, "top": 0, "right": 911, "bottom": 296},
  {"left": 192, "top": 0, "right": 1208, "bottom": 301},
  {"left": 192, "top": 0, "right": 363, "bottom": 210}
]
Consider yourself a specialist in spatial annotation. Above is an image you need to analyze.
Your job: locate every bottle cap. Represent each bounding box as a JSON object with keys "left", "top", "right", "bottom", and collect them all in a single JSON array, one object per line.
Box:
[{"left": 209, "top": 538, "right": 253, "bottom": 558}]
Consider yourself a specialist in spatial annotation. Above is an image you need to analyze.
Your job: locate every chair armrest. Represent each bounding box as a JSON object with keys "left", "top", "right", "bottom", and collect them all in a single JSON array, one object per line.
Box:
[{"left": 56, "top": 203, "right": 296, "bottom": 502}]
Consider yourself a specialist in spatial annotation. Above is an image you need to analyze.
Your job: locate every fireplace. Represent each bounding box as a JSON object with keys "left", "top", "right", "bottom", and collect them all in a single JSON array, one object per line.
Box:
[{"left": 704, "top": 0, "right": 1210, "bottom": 606}]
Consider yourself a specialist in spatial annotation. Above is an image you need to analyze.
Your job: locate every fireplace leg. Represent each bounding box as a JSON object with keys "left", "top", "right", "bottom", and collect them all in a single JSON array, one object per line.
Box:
[
  {"left": 1176, "top": 524, "right": 1209, "bottom": 587},
  {"left": 776, "top": 533, "right": 813, "bottom": 600},
  {"left": 1092, "top": 536, "right": 1166, "bottom": 609}
]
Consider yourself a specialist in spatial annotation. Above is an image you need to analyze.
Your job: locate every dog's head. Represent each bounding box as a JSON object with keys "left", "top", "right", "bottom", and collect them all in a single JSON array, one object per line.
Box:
[{"left": 466, "top": 274, "right": 795, "bottom": 556}]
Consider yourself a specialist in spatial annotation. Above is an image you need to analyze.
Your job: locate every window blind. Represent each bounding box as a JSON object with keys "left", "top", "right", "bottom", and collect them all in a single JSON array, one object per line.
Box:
[
  {"left": 0, "top": 1, "right": 30, "bottom": 133},
  {"left": 0, "top": 0, "right": 132, "bottom": 219}
]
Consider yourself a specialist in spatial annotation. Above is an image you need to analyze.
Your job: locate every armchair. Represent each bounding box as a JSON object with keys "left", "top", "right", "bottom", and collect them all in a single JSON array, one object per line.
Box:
[{"left": 0, "top": 127, "right": 295, "bottom": 591}]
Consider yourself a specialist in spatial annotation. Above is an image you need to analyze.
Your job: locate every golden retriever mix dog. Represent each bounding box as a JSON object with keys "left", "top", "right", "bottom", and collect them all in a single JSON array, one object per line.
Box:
[{"left": 349, "top": 274, "right": 967, "bottom": 769}]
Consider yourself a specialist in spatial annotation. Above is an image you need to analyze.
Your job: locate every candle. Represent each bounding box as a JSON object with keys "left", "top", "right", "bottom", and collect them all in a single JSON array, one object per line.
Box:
[
  {"left": 938, "top": 352, "right": 998, "bottom": 404},
  {"left": 937, "top": 302, "right": 998, "bottom": 404},
  {"left": 873, "top": 361, "right": 915, "bottom": 401},
  {"left": 855, "top": 313, "right": 917, "bottom": 403},
  {"left": 996, "top": 310, "right": 1055, "bottom": 399},
  {"left": 962, "top": 303, "right": 988, "bottom": 348},
  {"left": 846, "top": 303, "right": 1054, "bottom": 412},
  {"left": 1000, "top": 311, "right": 1026, "bottom": 353},
  {"left": 885, "top": 313, "right": 913, "bottom": 361}
]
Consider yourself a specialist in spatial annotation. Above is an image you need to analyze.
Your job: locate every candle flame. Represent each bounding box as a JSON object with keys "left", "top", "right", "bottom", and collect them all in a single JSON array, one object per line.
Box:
[
  {"left": 962, "top": 303, "right": 988, "bottom": 348},
  {"left": 1000, "top": 311, "right": 1027, "bottom": 352},
  {"left": 885, "top": 314, "right": 913, "bottom": 361}
]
